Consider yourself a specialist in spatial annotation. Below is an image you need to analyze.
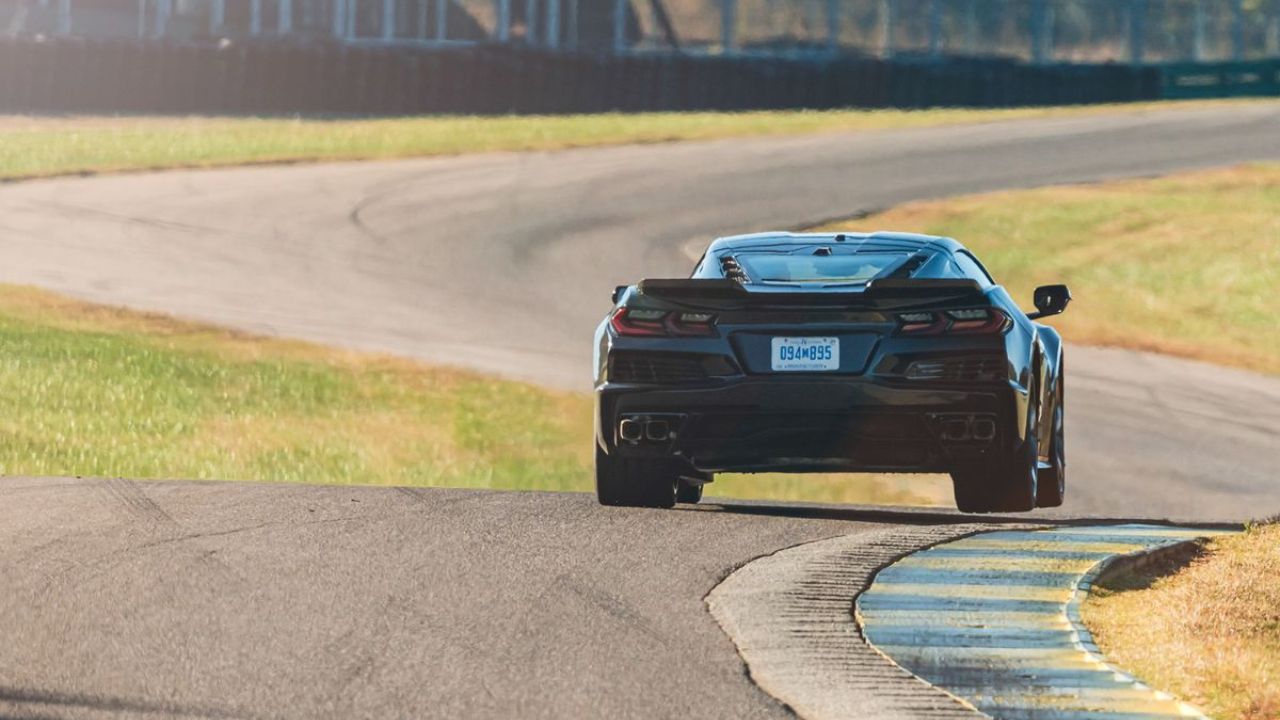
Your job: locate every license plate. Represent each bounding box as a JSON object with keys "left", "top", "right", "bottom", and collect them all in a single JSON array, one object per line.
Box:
[{"left": 771, "top": 337, "right": 840, "bottom": 372}]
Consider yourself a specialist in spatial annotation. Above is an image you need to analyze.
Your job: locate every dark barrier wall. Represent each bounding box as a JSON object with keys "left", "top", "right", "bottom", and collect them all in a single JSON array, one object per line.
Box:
[
  {"left": 1161, "top": 61, "right": 1280, "bottom": 99},
  {"left": 0, "top": 37, "right": 1178, "bottom": 116}
]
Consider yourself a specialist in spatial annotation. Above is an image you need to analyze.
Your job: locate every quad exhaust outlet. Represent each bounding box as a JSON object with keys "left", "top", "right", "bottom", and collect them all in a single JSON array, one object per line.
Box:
[
  {"left": 618, "top": 415, "right": 679, "bottom": 444},
  {"left": 935, "top": 414, "right": 998, "bottom": 443}
]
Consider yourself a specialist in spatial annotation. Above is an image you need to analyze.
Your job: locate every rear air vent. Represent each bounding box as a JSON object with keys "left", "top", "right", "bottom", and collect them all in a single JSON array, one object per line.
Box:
[
  {"left": 610, "top": 352, "right": 736, "bottom": 384},
  {"left": 904, "top": 354, "right": 1006, "bottom": 382},
  {"left": 720, "top": 256, "right": 749, "bottom": 283}
]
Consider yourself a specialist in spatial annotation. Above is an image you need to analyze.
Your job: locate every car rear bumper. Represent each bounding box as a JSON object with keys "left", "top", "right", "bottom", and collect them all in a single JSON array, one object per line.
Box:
[{"left": 596, "top": 377, "right": 1026, "bottom": 474}]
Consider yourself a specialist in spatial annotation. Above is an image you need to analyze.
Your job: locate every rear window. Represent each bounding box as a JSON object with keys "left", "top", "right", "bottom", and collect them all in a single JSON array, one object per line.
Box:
[{"left": 734, "top": 252, "right": 908, "bottom": 285}]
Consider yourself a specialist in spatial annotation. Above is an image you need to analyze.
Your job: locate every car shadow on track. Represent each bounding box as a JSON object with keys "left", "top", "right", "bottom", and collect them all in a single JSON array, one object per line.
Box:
[{"left": 687, "top": 499, "right": 1241, "bottom": 530}]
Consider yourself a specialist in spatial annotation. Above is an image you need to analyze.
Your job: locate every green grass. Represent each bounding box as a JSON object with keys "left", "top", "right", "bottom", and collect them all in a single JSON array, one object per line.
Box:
[
  {"left": 814, "top": 163, "right": 1280, "bottom": 374},
  {"left": 0, "top": 100, "right": 1259, "bottom": 181},
  {"left": 1084, "top": 523, "right": 1280, "bottom": 720},
  {"left": 0, "top": 286, "right": 588, "bottom": 490},
  {"left": 0, "top": 285, "right": 943, "bottom": 504}
]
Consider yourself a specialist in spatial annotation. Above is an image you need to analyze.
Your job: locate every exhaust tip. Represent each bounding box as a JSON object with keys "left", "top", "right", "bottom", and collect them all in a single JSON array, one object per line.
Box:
[
  {"left": 645, "top": 419, "right": 670, "bottom": 442},
  {"left": 619, "top": 418, "right": 643, "bottom": 443},
  {"left": 941, "top": 419, "right": 971, "bottom": 442},
  {"left": 972, "top": 419, "right": 997, "bottom": 441}
]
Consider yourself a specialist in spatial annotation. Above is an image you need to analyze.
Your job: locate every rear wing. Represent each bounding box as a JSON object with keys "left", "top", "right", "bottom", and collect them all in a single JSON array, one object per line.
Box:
[{"left": 635, "top": 278, "right": 985, "bottom": 309}]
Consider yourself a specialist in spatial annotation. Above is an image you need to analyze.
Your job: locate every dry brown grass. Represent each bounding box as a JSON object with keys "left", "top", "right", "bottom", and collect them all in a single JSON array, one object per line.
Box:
[{"left": 1083, "top": 523, "right": 1280, "bottom": 719}]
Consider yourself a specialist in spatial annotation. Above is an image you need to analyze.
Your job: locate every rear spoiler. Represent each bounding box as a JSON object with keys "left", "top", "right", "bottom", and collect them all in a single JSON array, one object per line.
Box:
[{"left": 635, "top": 278, "right": 985, "bottom": 308}]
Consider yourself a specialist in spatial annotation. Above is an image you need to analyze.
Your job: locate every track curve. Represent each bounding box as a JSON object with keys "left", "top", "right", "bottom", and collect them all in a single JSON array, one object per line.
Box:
[
  {"left": 0, "top": 104, "right": 1278, "bottom": 718},
  {"left": 1, "top": 103, "right": 1277, "bottom": 521}
]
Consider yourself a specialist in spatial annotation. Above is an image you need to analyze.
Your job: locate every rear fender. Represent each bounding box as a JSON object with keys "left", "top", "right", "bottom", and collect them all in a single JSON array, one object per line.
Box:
[{"left": 1034, "top": 323, "right": 1065, "bottom": 451}]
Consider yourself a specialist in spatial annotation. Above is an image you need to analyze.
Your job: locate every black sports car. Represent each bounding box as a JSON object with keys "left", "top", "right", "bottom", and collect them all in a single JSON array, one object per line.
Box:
[{"left": 593, "top": 232, "right": 1071, "bottom": 513}]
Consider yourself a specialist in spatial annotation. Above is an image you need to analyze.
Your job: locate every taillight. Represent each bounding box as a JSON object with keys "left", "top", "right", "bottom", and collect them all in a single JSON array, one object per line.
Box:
[
  {"left": 610, "top": 308, "right": 717, "bottom": 337},
  {"left": 896, "top": 309, "right": 1010, "bottom": 336},
  {"left": 946, "top": 308, "right": 1010, "bottom": 334},
  {"left": 897, "top": 311, "right": 948, "bottom": 335},
  {"left": 668, "top": 312, "right": 716, "bottom": 336},
  {"left": 611, "top": 308, "right": 667, "bottom": 336}
]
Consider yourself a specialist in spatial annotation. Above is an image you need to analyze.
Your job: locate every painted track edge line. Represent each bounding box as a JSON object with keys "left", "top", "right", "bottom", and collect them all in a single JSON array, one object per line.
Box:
[
  {"left": 1064, "top": 537, "right": 1218, "bottom": 720},
  {"left": 707, "top": 523, "right": 1043, "bottom": 720}
]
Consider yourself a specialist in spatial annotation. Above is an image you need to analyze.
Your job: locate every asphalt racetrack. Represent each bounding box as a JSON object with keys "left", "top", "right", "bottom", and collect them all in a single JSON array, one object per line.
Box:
[{"left": 1, "top": 104, "right": 1278, "bottom": 719}]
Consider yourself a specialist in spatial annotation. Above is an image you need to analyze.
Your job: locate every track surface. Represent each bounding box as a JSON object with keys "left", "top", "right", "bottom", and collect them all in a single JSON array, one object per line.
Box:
[
  {"left": 2, "top": 479, "right": 1010, "bottom": 720},
  {"left": 2, "top": 104, "right": 1278, "bottom": 521},
  {"left": 1, "top": 105, "right": 1279, "bottom": 718}
]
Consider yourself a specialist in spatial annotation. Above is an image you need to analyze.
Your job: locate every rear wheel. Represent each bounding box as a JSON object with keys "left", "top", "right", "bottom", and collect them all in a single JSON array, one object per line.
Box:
[
  {"left": 595, "top": 445, "right": 678, "bottom": 508},
  {"left": 676, "top": 478, "right": 704, "bottom": 504},
  {"left": 1036, "top": 380, "right": 1066, "bottom": 508},
  {"left": 951, "top": 393, "right": 1040, "bottom": 514}
]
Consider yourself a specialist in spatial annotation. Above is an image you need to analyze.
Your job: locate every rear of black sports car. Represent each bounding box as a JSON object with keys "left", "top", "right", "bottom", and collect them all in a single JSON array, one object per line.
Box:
[{"left": 593, "top": 233, "right": 1068, "bottom": 513}]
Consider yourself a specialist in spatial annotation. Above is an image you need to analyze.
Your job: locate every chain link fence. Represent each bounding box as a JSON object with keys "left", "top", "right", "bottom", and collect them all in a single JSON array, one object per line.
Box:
[{"left": 2, "top": 0, "right": 1278, "bottom": 62}]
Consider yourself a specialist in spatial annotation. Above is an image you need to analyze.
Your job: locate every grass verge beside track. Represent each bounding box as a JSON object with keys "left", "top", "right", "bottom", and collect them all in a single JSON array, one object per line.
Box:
[
  {"left": 0, "top": 285, "right": 942, "bottom": 505},
  {"left": 814, "top": 164, "right": 1280, "bottom": 375},
  {"left": 0, "top": 100, "right": 1258, "bottom": 182},
  {"left": 1083, "top": 523, "right": 1280, "bottom": 720}
]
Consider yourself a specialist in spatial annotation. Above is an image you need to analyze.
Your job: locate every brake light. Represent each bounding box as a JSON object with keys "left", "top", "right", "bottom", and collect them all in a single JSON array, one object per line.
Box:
[
  {"left": 668, "top": 311, "right": 716, "bottom": 336},
  {"left": 896, "top": 309, "right": 1010, "bottom": 336},
  {"left": 611, "top": 308, "right": 667, "bottom": 336},
  {"left": 897, "top": 311, "right": 947, "bottom": 335},
  {"left": 610, "top": 309, "right": 717, "bottom": 337},
  {"left": 947, "top": 308, "right": 1011, "bottom": 334}
]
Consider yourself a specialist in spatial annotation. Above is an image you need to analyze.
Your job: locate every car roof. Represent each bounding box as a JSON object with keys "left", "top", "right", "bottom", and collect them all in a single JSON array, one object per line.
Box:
[{"left": 706, "top": 231, "right": 965, "bottom": 255}]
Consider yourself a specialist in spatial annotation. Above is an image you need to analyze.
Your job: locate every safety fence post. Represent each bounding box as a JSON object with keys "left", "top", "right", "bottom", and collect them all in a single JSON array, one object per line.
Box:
[
  {"left": 1231, "top": 0, "right": 1245, "bottom": 59},
  {"left": 250, "top": 0, "right": 262, "bottom": 36},
  {"left": 928, "top": 0, "right": 942, "bottom": 57},
  {"left": 547, "top": 0, "right": 560, "bottom": 48},
  {"left": 1129, "top": 0, "right": 1146, "bottom": 65},
  {"left": 613, "top": 0, "right": 627, "bottom": 52},
  {"left": 528, "top": 0, "right": 540, "bottom": 43},
  {"left": 965, "top": 0, "right": 978, "bottom": 54},
  {"left": 721, "top": 0, "right": 737, "bottom": 54},
  {"left": 882, "top": 0, "right": 897, "bottom": 58},
  {"left": 825, "top": 0, "right": 839, "bottom": 52},
  {"left": 56, "top": 0, "right": 71, "bottom": 35},
  {"left": 567, "top": 0, "right": 579, "bottom": 48},
  {"left": 382, "top": 0, "right": 396, "bottom": 39},
  {"left": 497, "top": 0, "right": 512, "bottom": 41},
  {"left": 154, "top": 0, "right": 171, "bottom": 38},
  {"left": 333, "top": 0, "right": 346, "bottom": 38},
  {"left": 1030, "top": 0, "right": 1048, "bottom": 64}
]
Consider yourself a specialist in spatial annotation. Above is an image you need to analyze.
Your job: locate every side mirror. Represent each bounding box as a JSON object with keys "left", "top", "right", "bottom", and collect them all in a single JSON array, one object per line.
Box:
[
  {"left": 1029, "top": 284, "right": 1071, "bottom": 319},
  {"left": 611, "top": 285, "right": 628, "bottom": 305}
]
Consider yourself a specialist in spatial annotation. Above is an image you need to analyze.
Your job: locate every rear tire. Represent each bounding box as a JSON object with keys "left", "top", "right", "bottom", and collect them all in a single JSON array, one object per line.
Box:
[
  {"left": 595, "top": 445, "right": 678, "bottom": 509},
  {"left": 1036, "top": 381, "right": 1066, "bottom": 508},
  {"left": 676, "top": 477, "right": 705, "bottom": 504},
  {"left": 951, "top": 393, "right": 1040, "bottom": 514}
]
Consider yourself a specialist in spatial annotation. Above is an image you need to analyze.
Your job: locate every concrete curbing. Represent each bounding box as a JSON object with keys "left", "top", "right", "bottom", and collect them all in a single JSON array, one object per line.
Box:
[
  {"left": 706, "top": 524, "right": 1005, "bottom": 720},
  {"left": 1064, "top": 536, "right": 1223, "bottom": 720},
  {"left": 711, "top": 523, "right": 1238, "bottom": 720},
  {"left": 858, "top": 525, "right": 1237, "bottom": 719}
]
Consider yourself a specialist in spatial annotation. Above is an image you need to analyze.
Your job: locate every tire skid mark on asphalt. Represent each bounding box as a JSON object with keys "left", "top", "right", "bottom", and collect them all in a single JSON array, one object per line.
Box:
[
  {"left": 0, "top": 684, "right": 258, "bottom": 720},
  {"left": 97, "top": 477, "right": 180, "bottom": 528},
  {"left": 554, "top": 573, "right": 671, "bottom": 647},
  {"left": 28, "top": 198, "right": 252, "bottom": 240},
  {"left": 858, "top": 524, "right": 1235, "bottom": 720}
]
